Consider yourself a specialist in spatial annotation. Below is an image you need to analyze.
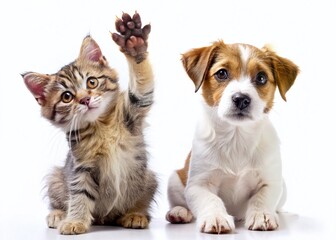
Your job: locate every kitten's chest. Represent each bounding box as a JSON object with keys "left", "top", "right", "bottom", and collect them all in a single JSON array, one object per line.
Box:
[
  {"left": 71, "top": 122, "right": 126, "bottom": 159},
  {"left": 72, "top": 121, "right": 145, "bottom": 202},
  {"left": 97, "top": 134, "right": 142, "bottom": 188},
  {"left": 94, "top": 141, "right": 142, "bottom": 215}
]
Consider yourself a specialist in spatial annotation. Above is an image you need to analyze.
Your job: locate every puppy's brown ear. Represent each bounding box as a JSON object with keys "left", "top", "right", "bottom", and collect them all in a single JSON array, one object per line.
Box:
[
  {"left": 263, "top": 46, "right": 299, "bottom": 101},
  {"left": 182, "top": 44, "right": 218, "bottom": 92}
]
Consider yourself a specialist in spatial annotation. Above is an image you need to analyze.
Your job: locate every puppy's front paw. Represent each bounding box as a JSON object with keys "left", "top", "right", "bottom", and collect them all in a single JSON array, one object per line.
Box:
[
  {"left": 112, "top": 12, "right": 150, "bottom": 62},
  {"left": 58, "top": 220, "right": 89, "bottom": 235},
  {"left": 198, "top": 213, "right": 235, "bottom": 234},
  {"left": 46, "top": 209, "right": 66, "bottom": 228},
  {"left": 166, "top": 206, "right": 193, "bottom": 224},
  {"left": 245, "top": 211, "right": 279, "bottom": 231}
]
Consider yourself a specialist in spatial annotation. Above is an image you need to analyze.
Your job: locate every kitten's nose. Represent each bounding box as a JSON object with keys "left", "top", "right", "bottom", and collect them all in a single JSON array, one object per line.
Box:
[{"left": 79, "top": 96, "right": 90, "bottom": 106}]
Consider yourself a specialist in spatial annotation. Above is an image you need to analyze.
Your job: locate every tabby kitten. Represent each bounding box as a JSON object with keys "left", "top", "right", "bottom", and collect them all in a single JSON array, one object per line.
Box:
[{"left": 22, "top": 12, "right": 157, "bottom": 235}]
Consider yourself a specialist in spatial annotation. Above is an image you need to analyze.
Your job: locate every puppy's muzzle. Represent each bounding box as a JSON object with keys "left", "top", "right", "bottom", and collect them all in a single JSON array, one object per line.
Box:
[{"left": 232, "top": 93, "right": 251, "bottom": 110}]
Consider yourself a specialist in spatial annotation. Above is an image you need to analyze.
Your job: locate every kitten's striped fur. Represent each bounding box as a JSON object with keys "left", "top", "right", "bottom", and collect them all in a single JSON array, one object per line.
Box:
[{"left": 22, "top": 12, "right": 157, "bottom": 235}]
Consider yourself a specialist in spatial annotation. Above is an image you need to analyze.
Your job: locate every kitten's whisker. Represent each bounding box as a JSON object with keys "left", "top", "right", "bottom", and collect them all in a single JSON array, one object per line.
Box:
[
  {"left": 74, "top": 115, "right": 78, "bottom": 144},
  {"left": 68, "top": 113, "right": 77, "bottom": 148},
  {"left": 74, "top": 114, "right": 81, "bottom": 143}
]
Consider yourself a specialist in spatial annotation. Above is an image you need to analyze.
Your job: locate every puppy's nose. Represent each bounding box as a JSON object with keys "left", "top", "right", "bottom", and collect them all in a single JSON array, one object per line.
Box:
[{"left": 232, "top": 93, "right": 251, "bottom": 110}]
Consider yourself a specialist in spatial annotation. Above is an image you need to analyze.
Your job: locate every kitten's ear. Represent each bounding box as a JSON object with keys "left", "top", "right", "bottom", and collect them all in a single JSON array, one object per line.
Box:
[
  {"left": 79, "top": 36, "right": 108, "bottom": 66},
  {"left": 21, "top": 72, "right": 50, "bottom": 106}
]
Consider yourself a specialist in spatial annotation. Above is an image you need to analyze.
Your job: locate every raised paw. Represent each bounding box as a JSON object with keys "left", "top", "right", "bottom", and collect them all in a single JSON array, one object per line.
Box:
[
  {"left": 118, "top": 213, "right": 149, "bottom": 229},
  {"left": 46, "top": 209, "right": 66, "bottom": 228},
  {"left": 166, "top": 206, "right": 193, "bottom": 224},
  {"left": 58, "top": 220, "right": 90, "bottom": 235},
  {"left": 245, "top": 211, "right": 279, "bottom": 231},
  {"left": 112, "top": 12, "right": 150, "bottom": 62},
  {"left": 198, "top": 213, "right": 235, "bottom": 234}
]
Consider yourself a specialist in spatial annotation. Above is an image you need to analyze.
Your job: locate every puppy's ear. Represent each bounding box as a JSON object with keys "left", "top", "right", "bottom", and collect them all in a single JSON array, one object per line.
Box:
[
  {"left": 263, "top": 46, "right": 299, "bottom": 101},
  {"left": 182, "top": 44, "right": 218, "bottom": 92}
]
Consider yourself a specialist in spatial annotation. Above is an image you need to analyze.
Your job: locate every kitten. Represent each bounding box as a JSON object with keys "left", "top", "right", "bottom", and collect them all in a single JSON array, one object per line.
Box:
[{"left": 22, "top": 12, "right": 157, "bottom": 235}]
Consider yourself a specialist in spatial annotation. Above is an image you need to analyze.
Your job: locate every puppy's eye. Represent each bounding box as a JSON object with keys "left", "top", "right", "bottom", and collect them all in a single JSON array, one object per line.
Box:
[
  {"left": 87, "top": 77, "right": 99, "bottom": 89},
  {"left": 61, "top": 91, "right": 74, "bottom": 103},
  {"left": 255, "top": 72, "right": 267, "bottom": 85},
  {"left": 214, "top": 69, "right": 229, "bottom": 81}
]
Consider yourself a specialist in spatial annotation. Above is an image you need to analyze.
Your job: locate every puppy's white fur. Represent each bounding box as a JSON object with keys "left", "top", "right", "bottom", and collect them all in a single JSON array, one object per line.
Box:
[
  {"left": 166, "top": 41, "right": 298, "bottom": 233},
  {"left": 188, "top": 104, "right": 284, "bottom": 232}
]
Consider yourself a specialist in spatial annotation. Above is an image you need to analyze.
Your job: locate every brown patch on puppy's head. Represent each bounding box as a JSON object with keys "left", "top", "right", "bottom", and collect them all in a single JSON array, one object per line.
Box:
[
  {"left": 182, "top": 41, "right": 299, "bottom": 115},
  {"left": 182, "top": 41, "right": 245, "bottom": 106}
]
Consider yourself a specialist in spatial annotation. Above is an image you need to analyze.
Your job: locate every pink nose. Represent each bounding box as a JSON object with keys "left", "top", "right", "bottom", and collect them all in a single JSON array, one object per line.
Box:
[{"left": 79, "top": 96, "right": 90, "bottom": 106}]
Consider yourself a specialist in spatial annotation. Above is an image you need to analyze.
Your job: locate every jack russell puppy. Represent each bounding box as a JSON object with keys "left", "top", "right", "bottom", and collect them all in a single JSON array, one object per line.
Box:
[{"left": 166, "top": 40, "right": 299, "bottom": 233}]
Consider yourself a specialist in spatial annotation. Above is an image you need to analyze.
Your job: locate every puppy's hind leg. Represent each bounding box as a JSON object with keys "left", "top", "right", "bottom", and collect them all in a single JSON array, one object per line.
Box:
[
  {"left": 166, "top": 154, "right": 193, "bottom": 224},
  {"left": 166, "top": 172, "right": 193, "bottom": 224}
]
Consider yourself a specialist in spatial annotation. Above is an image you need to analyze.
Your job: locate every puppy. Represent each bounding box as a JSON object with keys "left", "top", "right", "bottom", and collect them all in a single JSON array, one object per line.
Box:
[{"left": 166, "top": 40, "right": 299, "bottom": 233}]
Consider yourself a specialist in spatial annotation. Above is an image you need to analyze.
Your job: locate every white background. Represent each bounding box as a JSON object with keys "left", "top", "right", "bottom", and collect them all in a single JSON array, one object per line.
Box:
[{"left": 0, "top": 0, "right": 335, "bottom": 239}]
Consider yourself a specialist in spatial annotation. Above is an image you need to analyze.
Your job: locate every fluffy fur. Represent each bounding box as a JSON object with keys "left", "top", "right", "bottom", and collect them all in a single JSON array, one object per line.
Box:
[
  {"left": 22, "top": 12, "right": 157, "bottom": 235},
  {"left": 166, "top": 41, "right": 299, "bottom": 234}
]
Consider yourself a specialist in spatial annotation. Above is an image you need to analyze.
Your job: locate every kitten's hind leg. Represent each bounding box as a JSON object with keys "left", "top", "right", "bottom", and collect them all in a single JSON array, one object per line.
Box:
[
  {"left": 47, "top": 209, "right": 66, "bottom": 228},
  {"left": 117, "top": 212, "right": 149, "bottom": 229},
  {"left": 116, "top": 170, "right": 157, "bottom": 229}
]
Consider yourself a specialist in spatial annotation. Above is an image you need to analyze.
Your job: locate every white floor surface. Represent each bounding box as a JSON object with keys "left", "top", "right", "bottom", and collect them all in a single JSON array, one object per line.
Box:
[{"left": 1, "top": 212, "right": 334, "bottom": 240}]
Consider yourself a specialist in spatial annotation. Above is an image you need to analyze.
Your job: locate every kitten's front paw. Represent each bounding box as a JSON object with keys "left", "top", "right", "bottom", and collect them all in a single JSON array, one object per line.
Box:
[
  {"left": 47, "top": 209, "right": 66, "bottom": 228},
  {"left": 112, "top": 12, "right": 150, "bottom": 62},
  {"left": 166, "top": 206, "right": 193, "bottom": 224},
  {"left": 58, "top": 220, "right": 90, "bottom": 235},
  {"left": 119, "top": 213, "right": 149, "bottom": 229},
  {"left": 245, "top": 211, "right": 279, "bottom": 231},
  {"left": 198, "top": 213, "right": 235, "bottom": 234}
]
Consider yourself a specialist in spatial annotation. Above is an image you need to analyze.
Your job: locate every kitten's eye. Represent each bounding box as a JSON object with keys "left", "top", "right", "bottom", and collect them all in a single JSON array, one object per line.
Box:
[
  {"left": 61, "top": 91, "right": 74, "bottom": 103},
  {"left": 215, "top": 69, "right": 229, "bottom": 81},
  {"left": 87, "top": 77, "right": 99, "bottom": 89},
  {"left": 255, "top": 72, "right": 268, "bottom": 85}
]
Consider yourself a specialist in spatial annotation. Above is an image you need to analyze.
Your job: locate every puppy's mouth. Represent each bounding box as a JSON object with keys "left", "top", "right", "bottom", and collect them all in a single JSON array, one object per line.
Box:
[{"left": 227, "top": 110, "right": 253, "bottom": 121}]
